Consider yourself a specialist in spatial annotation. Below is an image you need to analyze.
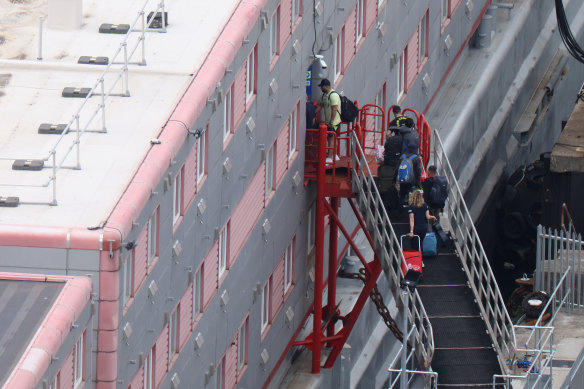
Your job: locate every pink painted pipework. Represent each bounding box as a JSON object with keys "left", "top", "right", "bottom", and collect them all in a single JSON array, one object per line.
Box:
[{"left": 2, "top": 274, "right": 92, "bottom": 389}]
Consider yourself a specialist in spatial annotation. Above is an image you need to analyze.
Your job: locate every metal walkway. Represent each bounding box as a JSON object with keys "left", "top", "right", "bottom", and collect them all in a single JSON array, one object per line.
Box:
[{"left": 390, "top": 213, "right": 502, "bottom": 388}]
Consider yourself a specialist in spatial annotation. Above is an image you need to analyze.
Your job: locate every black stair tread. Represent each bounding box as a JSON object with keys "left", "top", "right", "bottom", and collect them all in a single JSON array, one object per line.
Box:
[
  {"left": 417, "top": 285, "right": 480, "bottom": 317},
  {"left": 431, "top": 348, "right": 501, "bottom": 385},
  {"left": 419, "top": 256, "right": 467, "bottom": 285},
  {"left": 430, "top": 317, "right": 493, "bottom": 349}
]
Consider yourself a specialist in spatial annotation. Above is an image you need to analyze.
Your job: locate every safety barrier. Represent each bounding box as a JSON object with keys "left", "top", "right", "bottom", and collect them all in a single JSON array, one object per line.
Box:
[
  {"left": 433, "top": 129, "right": 516, "bottom": 372},
  {"left": 0, "top": 0, "right": 166, "bottom": 205},
  {"left": 349, "top": 131, "right": 435, "bottom": 373}
]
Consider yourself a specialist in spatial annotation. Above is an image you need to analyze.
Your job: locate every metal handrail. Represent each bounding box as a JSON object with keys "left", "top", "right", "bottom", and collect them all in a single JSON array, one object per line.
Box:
[
  {"left": 561, "top": 203, "right": 578, "bottom": 235},
  {"left": 349, "top": 131, "right": 435, "bottom": 369},
  {"left": 433, "top": 129, "right": 516, "bottom": 371},
  {"left": 0, "top": 0, "right": 166, "bottom": 205}
]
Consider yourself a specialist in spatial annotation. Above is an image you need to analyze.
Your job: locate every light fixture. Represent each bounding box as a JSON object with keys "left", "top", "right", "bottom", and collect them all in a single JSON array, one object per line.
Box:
[{"left": 314, "top": 54, "right": 327, "bottom": 69}]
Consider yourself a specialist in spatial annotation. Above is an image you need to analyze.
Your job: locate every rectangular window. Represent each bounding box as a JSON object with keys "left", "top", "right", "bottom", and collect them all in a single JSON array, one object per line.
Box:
[
  {"left": 147, "top": 207, "right": 159, "bottom": 266},
  {"left": 288, "top": 105, "right": 298, "bottom": 159},
  {"left": 169, "top": 307, "right": 178, "bottom": 361},
  {"left": 284, "top": 238, "right": 295, "bottom": 293},
  {"left": 197, "top": 125, "right": 207, "bottom": 182},
  {"left": 397, "top": 50, "right": 405, "bottom": 100},
  {"left": 49, "top": 373, "right": 59, "bottom": 389},
  {"left": 73, "top": 332, "right": 84, "bottom": 388},
  {"left": 144, "top": 347, "right": 153, "bottom": 389},
  {"left": 261, "top": 278, "right": 271, "bottom": 332},
  {"left": 216, "top": 357, "right": 224, "bottom": 389},
  {"left": 307, "top": 202, "right": 316, "bottom": 253},
  {"left": 223, "top": 86, "right": 233, "bottom": 142},
  {"left": 375, "top": 84, "right": 386, "bottom": 131},
  {"left": 123, "top": 250, "right": 134, "bottom": 305},
  {"left": 292, "top": 0, "right": 302, "bottom": 25},
  {"left": 237, "top": 318, "right": 248, "bottom": 373},
  {"left": 246, "top": 46, "right": 257, "bottom": 102},
  {"left": 356, "top": 0, "right": 364, "bottom": 44},
  {"left": 218, "top": 223, "right": 229, "bottom": 281},
  {"left": 173, "top": 167, "right": 183, "bottom": 225},
  {"left": 193, "top": 266, "right": 202, "bottom": 320},
  {"left": 334, "top": 29, "right": 344, "bottom": 81},
  {"left": 418, "top": 11, "right": 428, "bottom": 65},
  {"left": 265, "top": 144, "right": 275, "bottom": 200},
  {"left": 442, "top": 0, "right": 450, "bottom": 24},
  {"left": 269, "top": 8, "right": 280, "bottom": 62}
]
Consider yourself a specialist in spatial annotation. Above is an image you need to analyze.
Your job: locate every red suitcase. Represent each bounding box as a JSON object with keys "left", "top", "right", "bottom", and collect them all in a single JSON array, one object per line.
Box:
[{"left": 400, "top": 235, "right": 423, "bottom": 276}]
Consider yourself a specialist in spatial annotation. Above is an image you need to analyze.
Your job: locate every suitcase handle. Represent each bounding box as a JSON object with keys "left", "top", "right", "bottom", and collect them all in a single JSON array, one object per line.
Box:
[{"left": 400, "top": 234, "right": 421, "bottom": 251}]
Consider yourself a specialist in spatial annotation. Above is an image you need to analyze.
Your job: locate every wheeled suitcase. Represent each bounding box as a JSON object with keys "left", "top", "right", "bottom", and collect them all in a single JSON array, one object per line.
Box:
[
  {"left": 423, "top": 232, "right": 438, "bottom": 257},
  {"left": 400, "top": 235, "right": 423, "bottom": 276},
  {"left": 432, "top": 221, "right": 448, "bottom": 247}
]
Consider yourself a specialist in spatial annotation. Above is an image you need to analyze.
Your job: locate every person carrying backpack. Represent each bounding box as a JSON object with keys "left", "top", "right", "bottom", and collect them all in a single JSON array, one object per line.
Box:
[
  {"left": 315, "top": 78, "right": 341, "bottom": 162},
  {"left": 422, "top": 165, "right": 449, "bottom": 219},
  {"left": 399, "top": 118, "right": 420, "bottom": 153},
  {"left": 388, "top": 106, "right": 407, "bottom": 130},
  {"left": 397, "top": 144, "right": 422, "bottom": 207}
]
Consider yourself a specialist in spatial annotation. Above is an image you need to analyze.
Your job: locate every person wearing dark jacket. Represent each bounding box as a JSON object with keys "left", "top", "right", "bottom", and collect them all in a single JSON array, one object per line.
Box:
[
  {"left": 388, "top": 106, "right": 407, "bottom": 129},
  {"left": 398, "top": 146, "right": 422, "bottom": 206},
  {"left": 407, "top": 190, "right": 437, "bottom": 245},
  {"left": 422, "top": 165, "right": 447, "bottom": 219}
]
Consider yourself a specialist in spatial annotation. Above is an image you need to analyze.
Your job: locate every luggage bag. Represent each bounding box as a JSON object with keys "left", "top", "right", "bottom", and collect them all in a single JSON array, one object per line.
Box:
[
  {"left": 400, "top": 235, "right": 423, "bottom": 276},
  {"left": 432, "top": 221, "right": 448, "bottom": 247},
  {"left": 423, "top": 232, "right": 438, "bottom": 257}
]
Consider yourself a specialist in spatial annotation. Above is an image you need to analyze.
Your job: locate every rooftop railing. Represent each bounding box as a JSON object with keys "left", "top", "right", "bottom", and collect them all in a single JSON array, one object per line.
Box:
[{"left": 0, "top": 0, "right": 166, "bottom": 205}]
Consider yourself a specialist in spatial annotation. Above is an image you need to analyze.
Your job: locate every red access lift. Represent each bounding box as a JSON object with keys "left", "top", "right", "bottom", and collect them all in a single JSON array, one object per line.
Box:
[{"left": 297, "top": 104, "right": 431, "bottom": 374}]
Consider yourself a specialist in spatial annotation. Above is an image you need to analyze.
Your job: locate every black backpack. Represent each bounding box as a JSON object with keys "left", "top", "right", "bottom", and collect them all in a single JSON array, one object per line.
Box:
[
  {"left": 402, "top": 129, "right": 420, "bottom": 152},
  {"left": 333, "top": 92, "right": 358, "bottom": 123},
  {"left": 383, "top": 133, "right": 403, "bottom": 166},
  {"left": 429, "top": 176, "right": 448, "bottom": 206}
]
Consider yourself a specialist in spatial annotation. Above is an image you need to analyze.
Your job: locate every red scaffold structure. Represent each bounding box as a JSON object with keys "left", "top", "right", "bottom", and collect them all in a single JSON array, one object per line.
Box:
[{"left": 297, "top": 103, "right": 432, "bottom": 373}]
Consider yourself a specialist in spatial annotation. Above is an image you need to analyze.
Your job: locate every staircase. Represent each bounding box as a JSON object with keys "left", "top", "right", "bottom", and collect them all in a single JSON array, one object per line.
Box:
[{"left": 349, "top": 129, "right": 516, "bottom": 387}]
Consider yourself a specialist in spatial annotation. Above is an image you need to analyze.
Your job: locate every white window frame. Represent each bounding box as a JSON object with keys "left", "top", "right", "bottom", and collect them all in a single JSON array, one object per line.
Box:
[
  {"left": 261, "top": 279, "right": 271, "bottom": 332},
  {"left": 237, "top": 319, "right": 248, "bottom": 372},
  {"left": 334, "top": 29, "right": 344, "bottom": 82},
  {"left": 73, "top": 334, "right": 84, "bottom": 388},
  {"left": 169, "top": 307, "right": 178, "bottom": 361},
  {"left": 397, "top": 50, "right": 405, "bottom": 100},
  {"left": 123, "top": 250, "right": 134, "bottom": 305},
  {"left": 197, "top": 126, "right": 207, "bottom": 183},
  {"left": 307, "top": 203, "right": 316, "bottom": 253},
  {"left": 418, "top": 12, "right": 428, "bottom": 65},
  {"left": 269, "top": 8, "right": 279, "bottom": 62},
  {"left": 147, "top": 208, "right": 158, "bottom": 266},
  {"left": 375, "top": 85, "right": 385, "bottom": 131},
  {"left": 441, "top": 0, "right": 450, "bottom": 25},
  {"left": 143, "top": 347, "right": 153, "bottom": 389},
  {"left": 356, "top": 0, "right": 364, "bottom": 44},
  {"left": 216, "top": 357, "right": 224, "bottom": 389},
  {"left": 218, "top": 224, "right": 228, "bottom": 280},
  {"left": 288, "top": 105, "right": 298, "bottom": 159},
  {"left": 223, "top": 87, "right": 232, "bottom": 142},
  {"left": 265, "top": 144, "right": 275, "bottom": 199},
  {"left": 292, "top": 0, "right": 301, "bottom": 25},
  {"left": 49, "top": 373, "right": 59, "bottom": 389},
  {"left": 284, "top": 239, "right": 294, "bottom": 293},
  {"left": 173, "top": 168, "right": 183, "bottom": 224},
  {"left": 246, "top": 46, "right": 256, "bottom": 101},
  {"left": 193, "top": 267, "right": 202, "bottom": 320}
]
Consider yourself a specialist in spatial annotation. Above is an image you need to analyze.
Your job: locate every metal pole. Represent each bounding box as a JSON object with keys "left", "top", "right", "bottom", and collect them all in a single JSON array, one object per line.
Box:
[
  {"left": 38, "top": 16, "right": 45, "bottom": 61},
  {"left": 75, "top": 115, "right": 81, "bottom": 169},
  {"left": 327, "top": 197, "right": 339, "bottom": 339},
  {"left": 401, "top": 289, "right": 409, "bottom": 389},
  {"left": 140, "top": 11, "right": 146, "bottom": 65},
  {"left": 100, "top": 78, "right": 107, "bottom": 132},
  {"left": 123, "top": 43, "right": 130, "bottom": 96},
  {"left": 160, "top": 1, "right": 167, "bottom": 32},
  {"left": 50, "top": 151, "right": 57, "bottom": 206},
  {"left": 312, "top": 123, "right": 328, "bottom": 374}
]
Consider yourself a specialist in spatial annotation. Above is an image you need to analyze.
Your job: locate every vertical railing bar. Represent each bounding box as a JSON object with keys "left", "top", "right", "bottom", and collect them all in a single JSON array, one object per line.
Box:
[{"left": 75, "top": 115, "right": 81, "bottom": 169}]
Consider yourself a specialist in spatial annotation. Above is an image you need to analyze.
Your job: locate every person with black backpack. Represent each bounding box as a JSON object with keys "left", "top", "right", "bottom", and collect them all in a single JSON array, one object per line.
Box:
[
  {"left": 422, "top": 165, "right": 449, "bottom": 219},
  {"left": 315, "top": 78, "right": 341, "bottom": 163},
  {"left": 397, "top": 143, "right": 422, "bottom": 207}
]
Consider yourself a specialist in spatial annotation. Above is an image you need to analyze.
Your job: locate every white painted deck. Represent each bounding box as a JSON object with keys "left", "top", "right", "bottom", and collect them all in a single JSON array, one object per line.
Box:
[{"left": 0, "top": 0, "right": 237, "bottom": 227}]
